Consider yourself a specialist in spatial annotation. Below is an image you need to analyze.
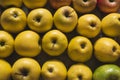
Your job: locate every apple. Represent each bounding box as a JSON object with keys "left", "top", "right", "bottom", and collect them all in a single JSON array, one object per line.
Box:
[
  {"left": 68, "top": 63, "right": 92, "bottom": 80},
  {"left": 97, "top": 0, "right": 120, "bottom": 13},
  {"left": 12, "top": 58, "right": 41, "bottom": 80},
  {"left": 0, "top": 59, "right": 12, "bottom": 80},
  {"left": 41, "top": 60, "right": 67, "bottom": 80},
  {"left": 49, "top": 0, "right": 72, "bottom": 9},
  {"left": 72, "top": 0, "right": 97, "bottom": 13},
  {"left": 77, "top": 14, "right": 101, "bottom": 38},
  {"left": 101, "top": 13, "right": 120, "bottom": 37},
  {"left": 53, "top": 6, "right": 78, "bottom": 32},
  {"left": 14, "top": 30, "right": 41, "bottom": 57},
  {"left": 23, "top": 0, "right": 47, "bottom": 9},
  {"left": 27, "top": 8, "right": 53, "bottom": 33},
  {"left": 68, "top": 36, "right": 93, "bottom": 62},
  {"left": 1, "top": 7, "right": 27, "bottom": 33},
  {"left": 0, "top": 30, "right": 14, "bottom": 58},
  {"left": 94, "top": 37, "right": 120, "bottom": 63},
  {"left": 93, "top": 64, "right": 120, "bottom": 80}
]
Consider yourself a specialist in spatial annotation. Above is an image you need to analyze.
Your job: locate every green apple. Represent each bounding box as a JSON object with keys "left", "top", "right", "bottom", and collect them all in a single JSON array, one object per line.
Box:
[
  {"left": 101, "top": 13, "right": 120, "bottom": 37},
  {"left": 53, "top": 6, "right": 78, "bottom": 32},
  {"left": 94, "top": 37, "right": 120, "bottom": 62},
  {"left": 15, "top": 30, "right": 41, "bottom": 57},
  {"left": 68, "top": 36, "right": 93, "bottom": 62},
  {"left": 41, "top": 60, "right": 67, "bottom": 80},
  {"left": 93, "top": 64, "right": 120, "bottom": 80},
  {"left": 1, "top": 7, "right": 27, "bottom": 33},
  {"left": 68, "top": 63, "right": 92, "bottom": 80},
  {"left": 12, "top": 58, "right": 41, "bottom": 80},
  {"left": 42, "top": 30, "right": 68, "bottom": 56},
  {"left": 0, "top": 59, "right": 12, "bottom": 80},
  {"left": 0, "top": 30, "right": 14, "bottom": 58},
  {"left": 77, "top": 14, "right": 101, "bottom": 38},
  {"left": 27, "top": 8, "right": 53, "bottom": 33}
]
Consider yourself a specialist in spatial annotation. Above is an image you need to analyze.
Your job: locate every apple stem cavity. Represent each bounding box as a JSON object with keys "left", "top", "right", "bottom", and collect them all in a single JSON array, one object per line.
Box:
[
  {"left": 80, "top": 42, "right": 86, "bottom": 49},
  {"left": 83, "top": 0, "right": 88, "bottom": 2},
  {"left": 34, "top": 17, "right": 41, "bottom": 23},
  {"left": 20, "top": 68, "right": 29, "bottom": 76},
  {"left": 0, "top": 41, "right": 5, "bottom": 46},
  {"left": 109, "top": 0, "right": 114, "bottom": 2},
  {"left": 90, "top": 22, "right": 96, "bottom": 28},
  {"left": 13, "top": 12, "right": 18, "bottom": 18},
  {"left": 112, "top": 46, "right": 117, "bottom": 52},
  {"left": 64, "top": 10, "right": 70, "bottom": 17},
  {"left": 48, "top": 67, "right": 53, "bottom": 73},
  {"left": 78, "top": 75, "right": 82, "bottom": 80}
]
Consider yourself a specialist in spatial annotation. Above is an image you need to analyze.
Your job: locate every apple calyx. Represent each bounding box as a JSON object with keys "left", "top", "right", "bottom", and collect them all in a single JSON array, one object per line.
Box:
[
  {"left": 13, "top": 11, "right": 18, "bottom": 18},
  {"left": 51, "top": 38, "right": 57, "bottom": 49}
]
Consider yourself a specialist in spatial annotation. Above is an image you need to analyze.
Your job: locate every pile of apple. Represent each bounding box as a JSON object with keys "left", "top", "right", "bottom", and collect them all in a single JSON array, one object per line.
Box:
[{"left": 0, "top": 0, "right": 120, "bottom": 80}]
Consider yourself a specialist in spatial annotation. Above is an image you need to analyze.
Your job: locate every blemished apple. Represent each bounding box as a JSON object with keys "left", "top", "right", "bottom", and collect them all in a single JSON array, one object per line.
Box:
[
  {"left": 49, "top": 0, "right": 72, "bottom": 9},
  {"left": 93, "top": 64, "right": 120, "bottom": 80},
  {"left": 101, "top": 13, "right": 120, "bottom": 37},
  {"left": 97, "top": 0, "right": 120, "bottom": 13},
  {"left": 0, "top": 30, "right": 14, "bottom": 58},
  {"left": 68, "top": 63, "right": 92, "bottom": 80},
  {"left": 15, "top": 30, "right": 41, "bottom": 57},
  {"left": 42, "top": 30, "right": 68, "bottom": 56},
  {"left": 12, "top": 58, "right": 41, "bottom": 80},
  {"left": 68, "top": 36, "right": 93, "bottom": 62},
  {"left": 77, "top": 14, "right": 101, "bottom": 38},
  {"left": 53, "top": 6, "right": 78, "bottom": 32},
  {"left": 27, "top": 8, "right": 53, "bottom": 33},
  {"left": 41, "top": 60, "right": 67, "bottom": 80},
  {"left": 72, "top": 0, "right": 97, "bottom": 13},
  {"left": 0, "top": 59, "right": 12, "bottom": 80},
  {"left": 1, "top": 7, "right": 27, "bottom": 33},
  {"left": 94, "top": 37, "right": 120, "bottom": 63}
]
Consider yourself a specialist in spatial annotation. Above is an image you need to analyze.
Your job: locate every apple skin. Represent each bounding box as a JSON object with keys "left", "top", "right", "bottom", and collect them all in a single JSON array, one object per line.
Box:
[
  {"left": 53, "top": 6, "right": 78, "bottom": 32},
  {"left": 12, "top": 58, "right": 41, "bottom": 80},
  {"left": 15, "top": 30, "right": 41, "bottom": 57},
  {"left": 0, "top": 59, "right": 12, "bottom": 80},
  {"left": 72, "top": 0, "right": 97, "bottom": 13},
  {"left": 93, "top": 64, "right": 120, "bottom": 80},
  {"left": 97, "top": 0, "right": 120, "bottom": 13},
  {"left": 27, "top": 8, "right": 53, "bottom": 33},
  {"left": 0, "top": 30, "right": 14, "bottom": 58},
  {"left": 42, "top": 30, "right": 68, "bottom": 56}
]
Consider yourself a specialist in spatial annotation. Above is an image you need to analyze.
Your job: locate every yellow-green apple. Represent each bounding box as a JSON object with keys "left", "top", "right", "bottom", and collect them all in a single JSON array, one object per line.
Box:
[
  {"left": 12, "top": 58, "right": 41, "bottom": 80},
  {"left": 93, "top": 64, "right": 120, "bottom": 80},
  {"left": 27, "top": 8, "right": 53, "bottom": 33},
  {"left": 42, "top": 30, "right": 68, "bottom": 56},
  {"left": 49, "top": 0, "right": 72, "bottom": 9},
  {"left": 101, "top": 13, "right": 120, "bottom": 37},
  {"left": 41, "top": 60, "right": 67, "bottom": 80},
  {"left": 14, "top": 30, "right": 41, "bottom": 57},
  {"left": 94, "top": 37, "right": 120, "bottom": 63},
  {"left": 72, "top": 0, "right": 97, "bottom": 13},
  {"left": 0, "top": 59, "right": 12, "bottom": 80},
  {"left": 23, "top": 0, "right": 47, "bottom": 9},
  {"left": 53, "top": 6, "right": 78, "bottom": 32},
  {"left": 68, "top": 36, "right": 93, "bottom": 62},
  {"left": 68, "top": 63, "right": 92, "bottom": 80},
  {"left": 77, "top": 14, "right": 101, "bottom": 38},
  {"left": 0, "top": 30, "right": 14, "bottom": 58},
  {"left": 1, "top": 7, "right": 27, "bottom": 33},
  {"left": 97, "top": 0, "right": 120, "bottom": 13}
]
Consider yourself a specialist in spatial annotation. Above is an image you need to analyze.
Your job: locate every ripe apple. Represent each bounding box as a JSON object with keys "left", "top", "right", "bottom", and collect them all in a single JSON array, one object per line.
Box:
[
  {"left": 49, "top": 0, "right": 72, "bottom": 9},
  {"left": 0, "top": 30, "right": 14, "bottom": 58},
  {"left": 53, "top": 6, "right": 78, "bottom": 32},
  {"left": 1, "top": 7, "right": 27, "bottom": 33},
  {"left": 77, "top": 14, "right": 101, "bottom": 38},
  {"left": 12, "top": 58, "right": 41, "bottom": 80},
  {"left": 27, "top": 8, "right": 53, "bottom": 33},
  {"left": 68, "top": 63, "right": 92, "bottom": 80},
  {"left": 15, "top": 30, "right": 41, "bottom": 57},
  {"left": 101, "top": 13, "right": 120, "bottom": 37},
  {"left": 0, "top": 59, "right": 12, "bottom": 80},
  {"left": 72, "top": 0, "right": 97, "bottom": 13},
  {"left": 23, "top": 0, "right": 47, "bottom": 9},
  {"left": 41, "top": 60, "right": 67, "bottom": 80},
  {"left": 97, "top": 0, "right": 120, "bottom": 13},
  {"left": 93, "top": 64, "right": 120, "bottom": 80},
  {"left": 68, "top": 36, "right": 93, "bottom": 62},
  {"left": 94, "top": 37, "right": 120, "bottom": 62}
]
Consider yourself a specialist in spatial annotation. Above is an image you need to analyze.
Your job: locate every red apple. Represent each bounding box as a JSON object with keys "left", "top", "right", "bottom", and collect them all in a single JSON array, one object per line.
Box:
[{"left": 97, "top": 0, "right": 120, "bottom": 13}]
